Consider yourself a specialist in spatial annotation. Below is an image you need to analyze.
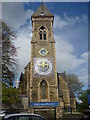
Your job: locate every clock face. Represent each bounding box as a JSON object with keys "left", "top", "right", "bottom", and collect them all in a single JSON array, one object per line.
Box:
[
  {"left": 35, "top": 59, "right": 52, "bottom": 75},
  {"left": 38, "top": 48, "right": 48, "bottom": 57}
]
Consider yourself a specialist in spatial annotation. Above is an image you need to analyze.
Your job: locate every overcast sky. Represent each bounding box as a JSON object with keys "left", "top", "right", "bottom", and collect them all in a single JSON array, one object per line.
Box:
[{"left": 2, "top": 2, "right": 89, "bottom": 89}]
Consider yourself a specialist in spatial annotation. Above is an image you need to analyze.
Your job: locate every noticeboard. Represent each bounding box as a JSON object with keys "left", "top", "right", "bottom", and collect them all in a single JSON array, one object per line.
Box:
[{"left": 30, "top": 102, "right": 59, "bottom": 107}]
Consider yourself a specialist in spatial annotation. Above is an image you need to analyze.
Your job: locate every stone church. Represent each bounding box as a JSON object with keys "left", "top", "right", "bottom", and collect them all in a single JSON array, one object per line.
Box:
[{"left": 19, "top": 3, "right": 76, "bottom": 119}]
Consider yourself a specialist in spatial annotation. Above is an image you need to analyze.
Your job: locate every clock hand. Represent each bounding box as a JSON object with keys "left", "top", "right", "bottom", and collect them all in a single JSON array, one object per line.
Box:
[{"left": 38, "top": 61, "right": 49, "bottom": 68}]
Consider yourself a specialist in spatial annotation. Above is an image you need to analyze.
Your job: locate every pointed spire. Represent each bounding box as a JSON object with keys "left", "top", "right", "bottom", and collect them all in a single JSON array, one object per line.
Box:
[
  {"left": 31, "top": 2, "right": 54, "bottom": 17},
  {"left": 41, "top": 2, "right": 44, "bottom": 15}
]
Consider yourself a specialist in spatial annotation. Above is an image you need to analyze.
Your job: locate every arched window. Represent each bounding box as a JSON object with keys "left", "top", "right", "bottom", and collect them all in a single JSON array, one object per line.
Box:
[
  {"left": 39, "top": 31, "right": 42, "bottom": 40},
  {"left": 40, "top": 80, "right": 47, "bottom": 99},
  {"left": 43, "top": 31, "right": 46, "bottom": 40},
  {"left": 39, "top": 26, "right": 47, "bottom": 40}
]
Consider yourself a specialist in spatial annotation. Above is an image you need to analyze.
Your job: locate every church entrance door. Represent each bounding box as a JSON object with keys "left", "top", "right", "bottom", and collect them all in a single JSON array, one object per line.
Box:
[{"left": 34, "top": 107, "right": 56, "bottom": 120}]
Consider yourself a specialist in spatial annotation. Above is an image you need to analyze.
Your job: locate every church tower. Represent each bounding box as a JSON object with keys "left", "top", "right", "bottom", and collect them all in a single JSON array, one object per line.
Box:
[
  {"left": 30, "top": 3, "right": 58, "bottom": 103},
  {"left": 19, "top": 3, "right": 76, "bottom": 118}
]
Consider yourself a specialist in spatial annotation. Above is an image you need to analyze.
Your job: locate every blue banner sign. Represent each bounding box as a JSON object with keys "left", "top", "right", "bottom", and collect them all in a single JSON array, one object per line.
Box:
[
  {"left": 30, "top": 102, "right": 59, "bottom": 106},
  {"left": 88, "top": 94, "right": 90, "bottom": 104}
]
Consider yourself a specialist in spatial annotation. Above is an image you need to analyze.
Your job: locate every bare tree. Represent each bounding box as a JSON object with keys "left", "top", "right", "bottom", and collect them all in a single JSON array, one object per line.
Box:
[
  {"left": 67, "top": 73, "right": 84, "bottom": 97},
  {"left": 2, "top": 22, "right": 17, "bottom": 85}
]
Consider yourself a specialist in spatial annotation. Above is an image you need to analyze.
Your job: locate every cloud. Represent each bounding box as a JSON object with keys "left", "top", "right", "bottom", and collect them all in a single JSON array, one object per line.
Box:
[
  {"left": 78, "top": 70, "right": 88, "bottom": 89},
  {"left": 2, "top": 2, "right": 33, "bottom": 74},
  {"left": 81, "top": 52, "right": 88, "bottom": 61},
  {"left": 55, "top": 35, "right": 88, "bottom": 89},
  {"left": 88, "top": 74, "right": 90, "bottom": 88},
  {"left": 54, "top": 15, "right": 68, "bottom": 29},
  {"left": 55, "top": 35, "right": 88, "bottom": 72},
  {"left": 64, "top": 12, "right": 81, "bottom": 25},
  {"left": 2, "top": 2, "right": 34, "bottom": 75},
  {"left": 54, "top": 13, "right": 88, "bottom": 29},
  {"left": 54, "top": 8, "right": 88, "bottom": 86},
  {"left": 54, "top": 13, "right": 88, "bottom": 88},
  {"left": 0, "top": 2, "right": 2, "bottom": 19},
  {"left": 15, "top": 25, "right": 32, "bottom": 73},
  {"left": 88, "top": 50, "right": 90, "bottom": 62},
  {"left": 2, "top": 2, "right": 33, "bottom": 29}
]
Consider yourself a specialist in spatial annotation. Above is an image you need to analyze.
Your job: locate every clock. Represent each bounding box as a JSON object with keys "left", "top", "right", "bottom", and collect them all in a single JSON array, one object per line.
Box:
[
  {"left": 38, "top": 48, "right": 48, "bottom": 57},
  {"left": 35, "top": 59, "right": 52, "bottom": 75}
]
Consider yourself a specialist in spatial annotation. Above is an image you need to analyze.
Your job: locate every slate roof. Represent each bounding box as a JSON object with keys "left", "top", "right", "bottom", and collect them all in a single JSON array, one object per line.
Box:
[
  {"left": 57, "top": 72, "right": 75, "bottom": 98},
  {"left": 32, "top": 3, "right": 54, "bottom": 17},
  {"left": 24, "top": 62, "right": 30, "bottom": 69},
  {"left": 57, "top": 73, "right": 63, "bottom": 97},
  {"left": 58, "top": 71, "right": 67, "bottom": 82}
]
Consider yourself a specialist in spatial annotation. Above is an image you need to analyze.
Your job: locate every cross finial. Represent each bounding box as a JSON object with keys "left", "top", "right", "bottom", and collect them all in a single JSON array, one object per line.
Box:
[
  {"left": 41, "top": 0, "right": 43, "bottom": 4},
  {"left": 41, "top": 0, "right": 44, "bottom": 15}
]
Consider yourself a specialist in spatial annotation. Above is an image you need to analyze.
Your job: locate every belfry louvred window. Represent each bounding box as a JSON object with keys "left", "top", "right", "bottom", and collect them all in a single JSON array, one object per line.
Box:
[
  {"left": 39, "top": 31, "right": 42, "bottom": 40},
  {"left": 44, "top": 31, "right": 46, "bottom": 40},
  {"left": 39, "top": 26, "right": 47, "bottom": 40}
]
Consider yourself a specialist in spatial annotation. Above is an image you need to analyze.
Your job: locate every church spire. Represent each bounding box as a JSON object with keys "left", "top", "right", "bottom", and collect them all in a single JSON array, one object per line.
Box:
[
  {"left": 41, "top": 2, "right": 44, "bottom": 15},
  {"left": 31, "top": 2, "right": 54, "bottom": 17}
]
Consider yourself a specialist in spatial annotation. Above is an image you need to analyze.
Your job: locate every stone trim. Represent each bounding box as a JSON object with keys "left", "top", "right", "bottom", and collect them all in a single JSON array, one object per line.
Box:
[
  {"left": 30, "top": 43, "right": 34, "bottom": 101},
  {"left": 53, "top": 43, "right": 59, "bottom": 101}
]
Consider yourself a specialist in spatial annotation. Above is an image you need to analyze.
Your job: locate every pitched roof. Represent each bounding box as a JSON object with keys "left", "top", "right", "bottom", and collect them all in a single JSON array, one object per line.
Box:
[
  {"left": 19, "top": 73, "right": 24, "bottom": 84},
  {"left": 32, "top": 3, "right": 54, "bottom": 17},
  {"left": 58, "top": 71, "right": 67, "bottom": 82},
  {"left": 24, "top": 62, "right": 30, "bottom": 69},
  {"left": 57, "top": 73, "right": 63, "bottom": 97},
  {"left": 57, "top": 72, "right": 75, "bottom": 98}
]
